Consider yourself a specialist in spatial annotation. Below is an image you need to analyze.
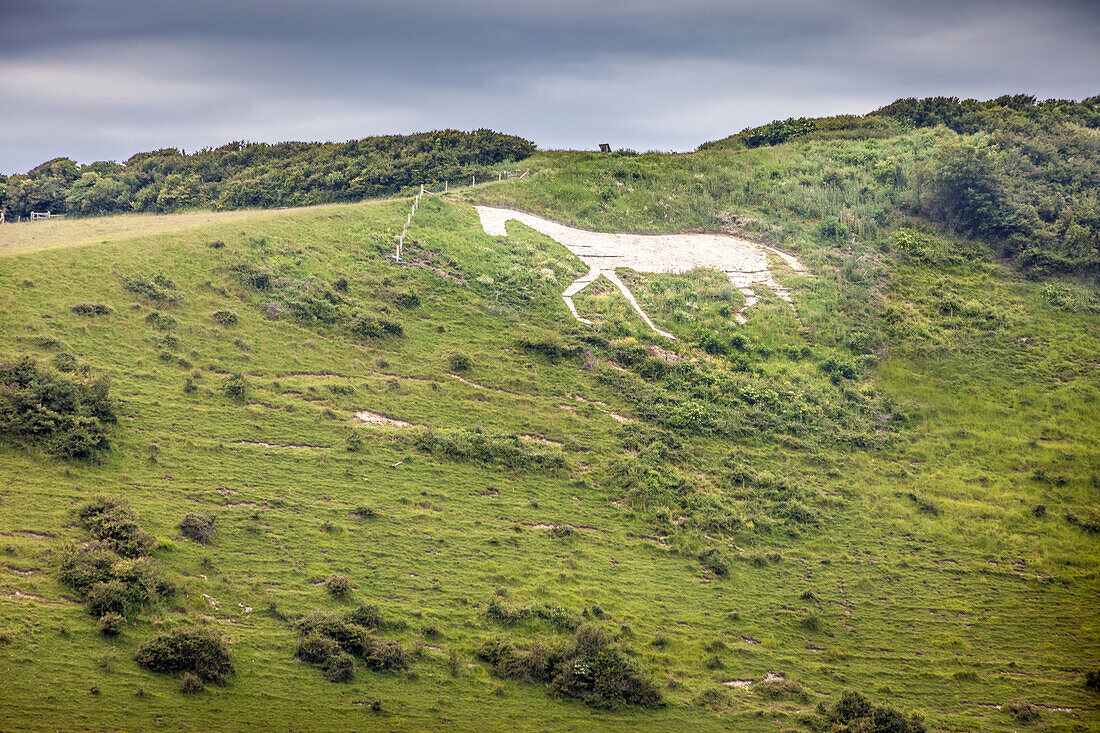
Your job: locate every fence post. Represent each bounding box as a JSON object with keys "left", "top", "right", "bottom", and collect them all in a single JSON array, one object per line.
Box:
[{"left": 472, "top": 175, "right": 475, "bottom": 187}]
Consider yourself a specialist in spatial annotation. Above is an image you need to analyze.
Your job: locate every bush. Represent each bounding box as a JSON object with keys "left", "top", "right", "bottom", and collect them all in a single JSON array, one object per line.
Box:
[
  {"left": 324, "top": 651, "right": 356, "bottom": 682},
  {"left": 350, "top": 315, "right": 403, "bottom": 339},
  {"left": 448, "top": 352, "right": 472, "bottom": 373},
  {"left": 755, "top": 678, "right": 810, "bottom": 702},
  {"left": 478, "top": 624, "right": 661, "bottom": 709},
  {"left": 144, "top": 312, "right": 177, "bottom": 331},
  {"left": 822, "top": 690, "right": 926, "bottom": 732},
  {"left": 179, "top": 672, "right": 204, "bottom": 694},
  {"left": 297, "top": 634, "right": 340, "bottom": 665},
  {"left": 71, "top": 302, "right": 113, "bottom": 316},
  {"left": 361, "top": 637, "right": 410, "bottom": 671},
  {"left": 178, "top": 513, "right": 216, "bottom": 544},
  {"left": 325, "top": 574, "right": 352, "bottom": 599},
  {"left": 58, "top": 542, "right": 119, "bottom": 593},
  {"left": 222, "top": 373, "right": 247, "bottom": 399},
  {"left": 345, "top": 604, "right": 384, "bottom": 629},
  {"left": 0, "top": 356, "right": 117, "bottom": 459},
  {"left": 694, "top": 686, "right": 733, "bottom": 712},
  {"left": 1006, "top": 701, "right": 1040, "bottom": 722},
  {"left": 122, "top": 274, "right": 181, "bottom": 304},
  {"left": 77, "top": 496, "right": 154, "bottom": 558},
  {"left": 98, "top": 612, "right": 125, "bottom": 637},
  {"left": 1086, "top": 668, "right": 1100, "bottom": 692},
  {"left": 85, "top": 579, "right": 130, "bottom": 618},
  {"left": 134, "top": 628, "right": 233, "bottom": 684},
  {"left": 211, "top": 310, "right": 239, "bottom": 326}
]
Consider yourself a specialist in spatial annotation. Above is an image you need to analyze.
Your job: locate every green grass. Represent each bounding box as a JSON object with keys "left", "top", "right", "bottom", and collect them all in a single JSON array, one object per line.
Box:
[{"left": 0, "top": 141, "right": 1098, "bottom": 731}]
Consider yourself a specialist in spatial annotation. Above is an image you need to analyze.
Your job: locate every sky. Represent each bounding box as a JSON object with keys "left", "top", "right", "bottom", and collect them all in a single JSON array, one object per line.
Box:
[{"left": 2, "top": 0, "right": 1099, "bottom": 172}]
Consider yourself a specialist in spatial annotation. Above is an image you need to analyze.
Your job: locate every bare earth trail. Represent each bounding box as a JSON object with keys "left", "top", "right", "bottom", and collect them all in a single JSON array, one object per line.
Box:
[{"left": 476, "top": 205, "right": 806, "bottom": 338}]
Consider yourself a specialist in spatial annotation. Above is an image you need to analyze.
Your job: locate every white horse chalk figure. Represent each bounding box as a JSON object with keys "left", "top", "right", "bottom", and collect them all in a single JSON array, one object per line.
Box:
[{"left": 476, "top": 206, "right": 805, "bottom": 340}]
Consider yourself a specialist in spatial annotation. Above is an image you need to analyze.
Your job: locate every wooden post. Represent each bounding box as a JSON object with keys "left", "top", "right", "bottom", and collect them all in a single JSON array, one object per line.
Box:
[{"left": 472, "top": 175, "right": 475, "bottom": 187}]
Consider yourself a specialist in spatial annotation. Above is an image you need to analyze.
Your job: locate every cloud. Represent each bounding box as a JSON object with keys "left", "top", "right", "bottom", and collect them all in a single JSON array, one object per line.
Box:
[{"left": 1, "top": 0, "right": 1097, "bottom": 171}]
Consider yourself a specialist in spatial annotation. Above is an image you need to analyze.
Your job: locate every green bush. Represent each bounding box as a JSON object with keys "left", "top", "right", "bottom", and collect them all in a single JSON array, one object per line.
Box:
[
  {"left": 134, "top": 628, "right": 233, "bottom": 684},
  {"left": 222, "top": 373, "right": 247, "bottom": 400},
  {"left": 0, "top": 356, "right": 116, "bottom": 459},
  {"left": 211, "top": 310, "right": 239, "bottom": 326},
  {"left": 297, "top": 634, "right": 340, "bottom": 665},
  {"left": 144, "top": 312, "right": 177, "bottom": 331},
  {"left": 122, "top": 274, "right": 181, "bottom": 303},
  {"left": 448, "top": 352, "right": 472, "bottom": 373},
  {"left": 293, "top": 607, "right": 407, "bottom": 681},
  {"left": 325, "top": 574, "right": 352, "bottom": 598},
  {"left": 179, "top": 513, "right": 216, "bottom": 544},
  {"left": 78, "top": 496, "right": 155, "bottom": 558},
  {"left": 478, "top": 624, "right": 661, "bottom": 709},
  {"left": 71, "top": 302, "right": 113, "bottom": 316},
  {"left": 97, "top": 612, "right": 125, "bottom": 637},
  {"left": 178, "top": 672, "right": 204, "bottom": 694},
  {"left": 85, "top": 580, "right": 130, "bottom": 618},
  {"left": 1086, "top": 668, "right": 1100, "bottom": 692},
  {"left": 1005, "top": 700, "right": 1039, "bottom": 722},
  {"left": 820, "top": 690, "right": 926, "bottom": 732},
  {"left": 324, "top": 651, "right": 356, "bottom": 682}
]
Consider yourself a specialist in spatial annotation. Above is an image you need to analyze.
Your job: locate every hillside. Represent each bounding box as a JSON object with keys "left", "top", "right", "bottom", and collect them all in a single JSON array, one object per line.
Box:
[{"left": 1, "top": 119, "right": 1098, "bottom": 731}]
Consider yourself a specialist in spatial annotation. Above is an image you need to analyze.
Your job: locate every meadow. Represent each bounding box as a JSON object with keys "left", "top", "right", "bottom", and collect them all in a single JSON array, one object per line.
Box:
[{"left": 0, "top": 137, "right": 1097, "bottom": 731}]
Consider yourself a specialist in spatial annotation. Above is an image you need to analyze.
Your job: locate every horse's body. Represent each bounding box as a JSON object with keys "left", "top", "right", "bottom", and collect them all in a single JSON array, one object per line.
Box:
[{"left": 476, "top": 206, "right": 804, "bottom": 339}]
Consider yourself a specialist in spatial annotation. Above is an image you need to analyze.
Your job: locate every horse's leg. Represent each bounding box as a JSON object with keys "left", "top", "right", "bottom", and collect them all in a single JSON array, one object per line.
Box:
[
  {"left": 604, "top": 270, "right": 676, "bottom": 340},
  {"left": 561, "top": 266, "right": 601, "bottom": 325}
]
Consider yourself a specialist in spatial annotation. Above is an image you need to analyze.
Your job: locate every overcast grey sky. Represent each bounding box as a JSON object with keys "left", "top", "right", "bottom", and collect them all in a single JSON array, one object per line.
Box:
[{"left": 2, "top": 0, "right": 1098, "bottom": 172}]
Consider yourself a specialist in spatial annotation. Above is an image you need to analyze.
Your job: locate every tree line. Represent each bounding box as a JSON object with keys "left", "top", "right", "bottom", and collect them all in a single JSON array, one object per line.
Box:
[{"left": 0, "top": 129, "right": 536, "bottom": 218}]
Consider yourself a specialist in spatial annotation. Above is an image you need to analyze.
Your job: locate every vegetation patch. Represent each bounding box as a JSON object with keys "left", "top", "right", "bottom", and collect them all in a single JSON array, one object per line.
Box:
[
  {"left": 414, "top": 428, "right": 567, "bottom": 471},
  {"left": 478, "top": 624, "right": 662, "bottom": 708},
  {"left": 134, "top": 628, "right": 233, "bottom": 689},
  {"left": 293, "top": 605, "right": 409, "bottom": 682},
  {"left": 0, "top": 356, "right": 116, "bottom": 458}
]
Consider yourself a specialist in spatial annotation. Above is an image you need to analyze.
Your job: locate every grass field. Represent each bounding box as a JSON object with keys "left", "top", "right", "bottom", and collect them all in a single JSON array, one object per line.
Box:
[{"left": 0, "top": 142, "right": 1097, "bottom": 731}]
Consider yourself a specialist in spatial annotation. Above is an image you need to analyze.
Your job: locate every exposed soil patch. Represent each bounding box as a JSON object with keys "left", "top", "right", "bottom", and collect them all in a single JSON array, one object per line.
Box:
[
  {"left": 723, "top": 679, "right": 753, "bottom": 689},
  {"left": 518, "top": 434, "right": 563, "bottom": 447},
  {"left": 608, "top": 412, "right": 634, "bottom": 423},
  {"left": 232, "top": 440, "right": 327, "bottom": 449},
  {"left": 4, "top": 590, "right": 42, "bottom": 600},
  {"left": 354, "top": 410, "right": 411, "bottom": 427},
  {"left": 448, "top": 373, "right": 512, "bottom": 394}
]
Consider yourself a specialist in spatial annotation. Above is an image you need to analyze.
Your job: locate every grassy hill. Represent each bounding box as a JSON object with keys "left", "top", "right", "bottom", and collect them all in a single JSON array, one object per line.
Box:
[{"left": 0, "top": 128, "right": 1098, "bottom": 731}]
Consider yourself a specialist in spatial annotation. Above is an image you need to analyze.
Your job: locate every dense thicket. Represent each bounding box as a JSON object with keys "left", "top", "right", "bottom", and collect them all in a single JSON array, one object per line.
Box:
[
  {"left": 701, "top": 96, "right": 1100, "bottom": 277},
  {"left": 0, "top": 129, "right": 535, "bottom": 217},
  {"left": 0, "top": 356, "right": 117, "bottom": 458}
]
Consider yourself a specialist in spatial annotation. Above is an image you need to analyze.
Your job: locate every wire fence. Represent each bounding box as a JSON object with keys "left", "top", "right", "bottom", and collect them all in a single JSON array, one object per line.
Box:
[{"left": 393, "top": 169, "right": 528, "bottom": 262}]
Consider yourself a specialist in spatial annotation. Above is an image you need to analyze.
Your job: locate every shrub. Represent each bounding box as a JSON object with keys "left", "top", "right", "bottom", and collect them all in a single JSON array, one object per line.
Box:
[
  {"left": 78, "top": 496, "right": 154, "bottom": 558},
  {"left": 1086, "top": 668, "right": 1100, "bottom": 692},
  {"left": 755, "top": 678, "right": 810, "bottom": 702},
  {"left": 695, "top": 686, "right": 733, "bottom": 711},
  {"left": 478, "top": 624, "right": 661, "bottom": 709},
  {"left": 1005, "top": 701, "right": 1040, "bottom": 722},
  {"left": 178, "top": 513, "right": 216, "bottom": 544},
  {"left": 58, "top": 542, "right": 119, "bottom": 593},
  {"left": 228, "top": 262, "right": 273, "bottom": 290},
  {"left": 178, "top": 672, "right": 204, "bottom": 694},
  {"left": 297, "top": 634, "right": 340, "bottom": 665},
  {"left": 71, "top": 302, "right": 113, "bottom": 316},
  {"left": 822, "top": 690, "right": 926, "bottom": 732},
  {"left": 448, "top": 352, "right": 472, "bottom": 373},
  {"left": 325, "top": 574, "right": 352, "bottom": 599},
  {"left": 345, "top": 604, "right": 384, "bottom": 629},
  {"left": 394, "top": 291, "right": 421, "bottom": 309},
  {"left": 134, "top": 628, "right": 233, "bottom": 684},
  {"left": 145, "top": 312, "right": 177, "bottom": 331},
  {"left": 86, "top": 581, "right": 129, "bottom": 617},
  {"left": 0, "top": 356, "right": 117, "bottom": 459},
  {"left": 209, "top": 239, "right": 225, "bottom": 249},
  {"left": 222, "top": 373, "right": 247, "bottom": 399},
  {"left": 324, "top": 651, "right": 356, "bottom": 682},
  {"left": 51, "top": 352, "right": 79, "bottom": 372},
  {"left": 361, "top": 637, "right": 410, "bottom": 671},
  {"left": 98, "top": 612, "right": 125, "bottom": 637},
  {"left": 698, "top": 548, "right": 729, "bottom": 577},
  {"left": 211, "top": 310, "right": 238, "bottom": 326},
  {"left": 122, "top": 274, "right": 181, "bottom": 304}
]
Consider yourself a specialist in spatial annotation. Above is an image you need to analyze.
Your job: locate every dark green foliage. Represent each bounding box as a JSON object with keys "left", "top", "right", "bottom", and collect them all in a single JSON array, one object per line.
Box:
[
  {"left": 1085, "top": 668, "right": 1100, "bottom": 692},
  {"left": 97, "top": 612, "right": 125, "bottom": 637},
  {"left": 698, "top": 548, "right": 729, "bottom": 577},
  {"left": 71, "top": 302, "right": 113, "bottom": 316},
  {"left": 178, "top": 513, "right": 216, "bottom": 544},
  {"left": 818, "top": 690, "right": 927, "bottom": 733},
  {"left": 478, "top": 624, "right": 662, "bottom": 709},
  {"left": 0, "top": 356, "right": 116, "bottom": 458},
  {"left": 755, "top": 678, "right": 810, "bottom": 702},
  {"left": 414, "top": 428, "right": 567, "bottom": 471},
  {"left": 350, "top": 315, "right": 403, "bottom": 339},
  {"left": 134, "top": 628, "right": 233, "bottom": 684},
  {"left": 694, "top": 686, "right": 733, "bottom": 711},
  {"left": 517, "top": 335, "right": 580, "bottom": 361},
  {"left": 210, "top": 310, "right": 238, "bottom": 326},
  {"left": 3, "top": 130, "right": 535, "bottom": 217},
  {"left": 85, "top": 580, "right": 130, "bottom": 618},
  {"left": 144, "top": 311, "right": 177, "bottom": 331},
  {"left": 51, "top": 352, "right": 79, "bottom": 372},
  {"left": 77, "top": 496, "right": 155, "bottom": 558},
  {"left": 178, "top": 672, "right": 204, "bottom": 694},
  {"left": 448, "top": 352, "right": 472, "bottom": 373},
  {"left": 222, "top": 373, "right": 247, "bottom": 400},
  {"left": 58, "top": 543, "right": 120, "bottom": 593},
  {"left": 325, "top": 574, "right": 351, "bottom": 598},
  {"left": 905, "top": 492, "right": 940, "bottom": 517},
  {"left": 1005, "top": 700, "right": 1040, "bottom": 722},
  {"left": 122, "top": 274, "right": 181, "bottom": 303},
  {"left": 740, "top": 117, "right": 818, "bottom": 148},
  {"left": 293, "top": 606, "right": 408, "bottom": 682}
]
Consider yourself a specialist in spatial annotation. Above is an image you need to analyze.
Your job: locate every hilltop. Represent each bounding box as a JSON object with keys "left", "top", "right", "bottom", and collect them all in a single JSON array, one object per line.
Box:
[{"left": 0, "top": 99, "right": 1098, "bottom": 731}]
